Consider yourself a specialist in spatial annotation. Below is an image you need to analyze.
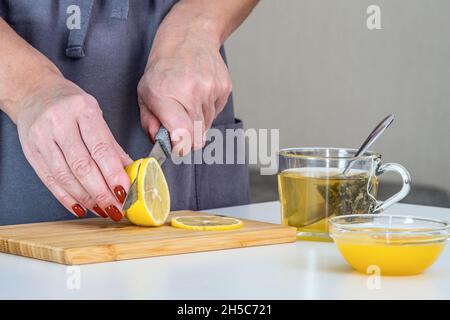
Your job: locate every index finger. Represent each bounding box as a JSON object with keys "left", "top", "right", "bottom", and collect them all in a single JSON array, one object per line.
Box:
[
  {"left": 149, "top": 97, "right": 195, "bottom": 154},
  {"left": 77, "top": 113, "right": 131, "bottom": 204}
]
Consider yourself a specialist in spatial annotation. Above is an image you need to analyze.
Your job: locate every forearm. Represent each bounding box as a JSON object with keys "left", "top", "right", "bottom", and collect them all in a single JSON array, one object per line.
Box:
[
  {"left": 150, "top": 0, "right": 258, "bottom": 60},
  {"left": 0, "top": 18, "right": 63, "bottom": 123},
  {"left": 174, "top": 0, "right": 259, "bottom": 44}
]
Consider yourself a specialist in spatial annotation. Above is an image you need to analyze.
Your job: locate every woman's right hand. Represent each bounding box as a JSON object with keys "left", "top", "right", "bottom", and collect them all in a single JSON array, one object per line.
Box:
[{"left": 15, "top": 77, "right": 132, "bottom": 221}]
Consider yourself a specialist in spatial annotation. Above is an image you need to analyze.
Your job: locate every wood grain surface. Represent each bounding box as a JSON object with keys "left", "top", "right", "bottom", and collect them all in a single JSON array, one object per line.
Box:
[{"left": 0, "top": 211, "right": 296, "bottom": 265}]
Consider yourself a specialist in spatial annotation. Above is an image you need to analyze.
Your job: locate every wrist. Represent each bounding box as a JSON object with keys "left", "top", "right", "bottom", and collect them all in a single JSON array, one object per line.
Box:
[
  {"left": 174, "top": 0, "right": 225, "bottom": 44},
  {"left": 149, "top": 3, "right": 223, "bottom": 62},
  {"left": 4, "top": 67, "right": 66, "bottom": 123}
]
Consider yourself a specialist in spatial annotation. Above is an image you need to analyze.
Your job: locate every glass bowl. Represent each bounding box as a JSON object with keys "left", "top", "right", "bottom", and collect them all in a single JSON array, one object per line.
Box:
[{"left": 329, "top": 214, "right": 449, "bottom": 276}]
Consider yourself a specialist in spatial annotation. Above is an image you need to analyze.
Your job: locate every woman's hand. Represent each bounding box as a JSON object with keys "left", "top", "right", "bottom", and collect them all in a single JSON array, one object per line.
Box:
[
  {"left": 137, "top": 9, "right": 232, "bottom": 156},
  {"left": 16, "top": 76, "right": 132, "bottom": 221}
]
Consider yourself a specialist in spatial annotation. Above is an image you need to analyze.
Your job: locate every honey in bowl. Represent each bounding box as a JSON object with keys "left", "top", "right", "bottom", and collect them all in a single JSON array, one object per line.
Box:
[{"left": 329, "top": 215, "right": 448, "bottom": 276}]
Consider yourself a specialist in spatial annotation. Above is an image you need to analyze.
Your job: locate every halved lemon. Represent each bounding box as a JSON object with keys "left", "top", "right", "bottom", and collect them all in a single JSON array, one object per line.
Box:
[
  {"left": 171, "top": 216, "right": 243, "bottom": 231},
  {"left": 124, "top": 158, "right": 170, "bottom": 226}
]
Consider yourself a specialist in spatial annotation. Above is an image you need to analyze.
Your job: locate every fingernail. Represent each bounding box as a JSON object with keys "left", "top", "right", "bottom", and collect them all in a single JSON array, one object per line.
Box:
[
  {"left": 93, "top": 204, "right": 108, "bottom": 218},
  {"left": 72, "top": 204, "right": 86, "bottom": 218},
  {"left": 114, "top": 185, "right": 127, "bottom": 204},
  {"left": 105, "top": 205, "right": 123, "bottom": 222}
]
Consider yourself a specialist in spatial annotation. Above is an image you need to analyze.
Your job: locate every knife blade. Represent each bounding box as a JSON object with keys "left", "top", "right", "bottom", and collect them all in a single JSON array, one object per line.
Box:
[
  {"left": 149, "top": 126, "right": 172, "bottom": 166},
  {"left": 121, "top": 126, "right": 171, "bottom": 212},
  {"left": 121, "top": 172, "right": 139, "bottom": 212}
]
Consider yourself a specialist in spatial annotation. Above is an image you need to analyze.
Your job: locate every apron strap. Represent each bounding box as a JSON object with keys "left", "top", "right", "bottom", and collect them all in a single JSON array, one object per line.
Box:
[
  {"left": 65, "top": 0, "right": 94, "bottom": 59},
  {"left": 110, "top": 0, "right": 129, "bottom": 20},
  {"left": 65, "top": 0, "right": 130, "bottom": 59}
]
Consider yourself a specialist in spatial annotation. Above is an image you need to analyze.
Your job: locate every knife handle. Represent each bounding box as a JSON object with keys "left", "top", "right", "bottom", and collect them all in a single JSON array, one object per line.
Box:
[{"left": 155, "top": 126, "right": 172, "bottom": 158}]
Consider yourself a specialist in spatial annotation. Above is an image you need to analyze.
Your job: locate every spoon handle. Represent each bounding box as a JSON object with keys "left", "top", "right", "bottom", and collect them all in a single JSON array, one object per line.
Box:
[{"left": 342, "top": 114, "right": 394, "bottom": 175}]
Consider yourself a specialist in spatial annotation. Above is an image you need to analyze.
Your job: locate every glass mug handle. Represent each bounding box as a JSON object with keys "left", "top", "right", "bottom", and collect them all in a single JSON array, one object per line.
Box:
[{"left": 373, "top": 163, "right": 411, "bottom": 212}]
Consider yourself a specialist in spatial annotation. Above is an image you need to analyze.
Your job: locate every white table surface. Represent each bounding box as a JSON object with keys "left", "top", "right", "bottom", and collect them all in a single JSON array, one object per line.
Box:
[{"left": 0, "top": 201, "right": 449, "bottom": 300}]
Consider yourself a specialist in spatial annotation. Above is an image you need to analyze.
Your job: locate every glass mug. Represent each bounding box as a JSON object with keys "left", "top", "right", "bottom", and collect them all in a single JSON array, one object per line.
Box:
[{"left": 278, "top": 148, "right": 411, "bottom": 241}]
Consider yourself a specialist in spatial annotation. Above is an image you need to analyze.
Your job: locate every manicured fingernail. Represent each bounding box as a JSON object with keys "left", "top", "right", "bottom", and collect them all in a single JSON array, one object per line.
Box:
[
  {"left": 72, "top": 204, "right": 86, "bottom": 217},
  {"left": 93, "top": 204, "right": 108, "bottom": 218},
  {"left": 105, "top": 205, "right": 123, "bottom": 222},
  {"left": 114, "top": 185, "right": 127, "bottom": 204}
]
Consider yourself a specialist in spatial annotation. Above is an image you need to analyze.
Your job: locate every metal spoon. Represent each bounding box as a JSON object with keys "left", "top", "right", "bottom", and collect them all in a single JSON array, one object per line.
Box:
[{"left": 341, "top": 114, "right": 394, "bottom": 175}]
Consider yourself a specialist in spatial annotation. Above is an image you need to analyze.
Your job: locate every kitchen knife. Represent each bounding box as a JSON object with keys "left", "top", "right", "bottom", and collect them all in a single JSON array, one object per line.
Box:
[
  {"left": 121, "top": 126, "right": 171, "bottom": 212},
  {"left": 149, "top": 126, "right": 172, "bottom": 166}
]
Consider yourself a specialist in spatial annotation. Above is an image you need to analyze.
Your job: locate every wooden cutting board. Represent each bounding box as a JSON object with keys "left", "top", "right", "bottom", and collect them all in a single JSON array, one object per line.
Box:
[{"left": 0, "top": 211, "right": 296, "bottom": 265}]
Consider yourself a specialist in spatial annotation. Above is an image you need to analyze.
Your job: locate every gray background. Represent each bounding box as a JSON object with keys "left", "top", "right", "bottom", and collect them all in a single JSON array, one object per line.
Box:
[{"left": 226, "top": 0, "right": 450, "bottom": 207}]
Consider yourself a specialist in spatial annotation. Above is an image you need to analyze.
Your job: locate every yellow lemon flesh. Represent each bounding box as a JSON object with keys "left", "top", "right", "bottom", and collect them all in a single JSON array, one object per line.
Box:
[
  {"left": 171, "top": 216, "right": 243, "bottom": 231},
  {"left": 124, "top": 158, "right": 170, "bottom": 226}
]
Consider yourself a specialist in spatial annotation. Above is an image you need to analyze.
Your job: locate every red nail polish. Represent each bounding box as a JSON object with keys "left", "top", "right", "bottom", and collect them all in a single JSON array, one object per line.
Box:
[
  {"left": 72, "top": 204, "right": 86, "bottom": 217},
  {"left": 93, "top": 204, "right": 108, "bottom": 218},
  {"left": 105, "top": 205, "right": 123, "bottom": 222},
  {"left": 114, "top": 185, "right": 127, "bottom": 204}
]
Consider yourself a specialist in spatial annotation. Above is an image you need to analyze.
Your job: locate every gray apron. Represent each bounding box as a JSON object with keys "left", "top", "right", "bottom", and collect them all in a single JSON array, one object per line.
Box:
[{"left": 0, "top": 0, "right": 250, "bottom": 225}]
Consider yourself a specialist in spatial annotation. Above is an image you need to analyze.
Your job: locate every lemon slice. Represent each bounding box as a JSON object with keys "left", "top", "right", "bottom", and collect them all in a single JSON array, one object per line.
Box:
[
  {"left": 124, "top": 158, "right": 170, "bottom": 226},
  {"left": 171, "top": 216, "right": 243, "bottom": 231}
]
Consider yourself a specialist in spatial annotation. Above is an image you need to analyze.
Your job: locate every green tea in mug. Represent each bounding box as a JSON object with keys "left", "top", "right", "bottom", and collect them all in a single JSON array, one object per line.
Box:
[{"left": 278, "top": 168, "right": 378, "bottom": 241}]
